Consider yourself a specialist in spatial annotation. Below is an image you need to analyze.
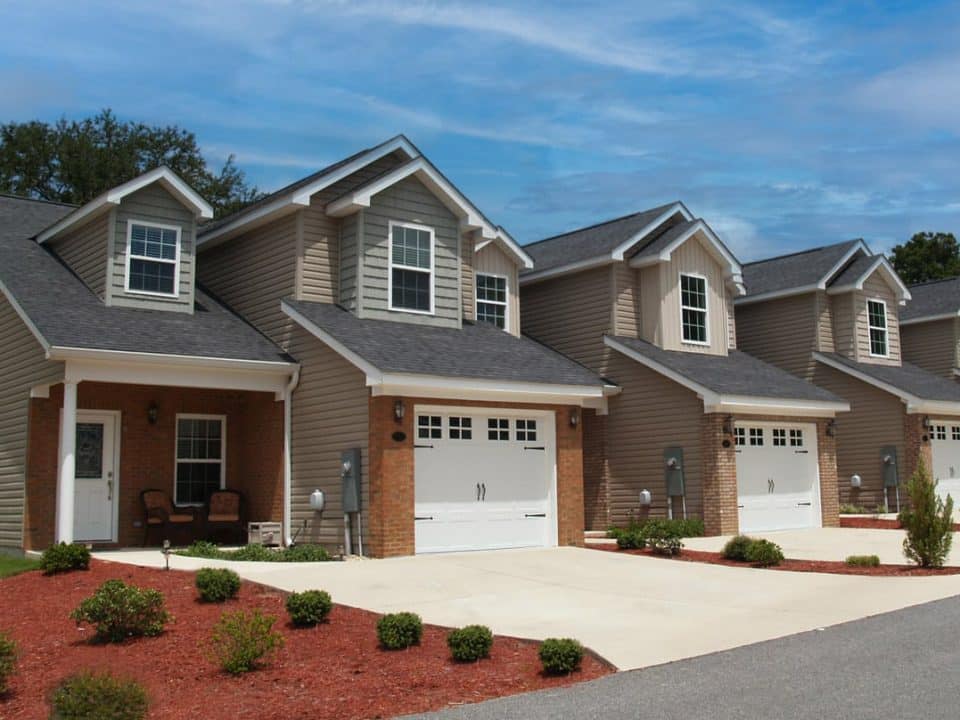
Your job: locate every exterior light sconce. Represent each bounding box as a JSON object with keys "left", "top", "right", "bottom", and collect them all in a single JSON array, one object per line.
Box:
[
  {"left": 393, "top": 399, "right": 405, "bottom": 423},
  {"left": 147, "top": 402, "right": 159, "bottom": 425},
  {"left": 569, "top": 407, "right": 580, "bottom": 428},
  {"left": 923, "top": 416, "right": 931, "bottom": 430},
  {"left": 826, "top": 419, "right": 836, "bottom": 437},
  {"left": 721, "top": 414, "right": 734, "bottom": 448}
]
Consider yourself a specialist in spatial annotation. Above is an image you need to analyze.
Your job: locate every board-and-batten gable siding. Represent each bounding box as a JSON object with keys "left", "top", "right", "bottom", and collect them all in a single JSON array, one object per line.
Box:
[
  {"left": 735, "top": 293, "right": 819, "bottom": 380},
  {"left": 109, "top": 184, "right": 196, "bottom": 313},
  {"left": 901, "top": 318, "right": 957, "bottom": 379},
  {"left": 474, "top": 241, "right": 520, "bottom": 336},
  {"left": 49, "top": 213, "right": 109, "bottom": 299},
  {"left": 460, "top": 232, "right": 475, "bottom": 322},
  {"left": 359, "top": 175, "right": 460, "bottom": 328},
  {"left": 197, "top": 213, "right": 298, "bottom": 348},
  {"left": 287, "top": 326, "right": 369, "bottom": 549},
  {"left": 854, "top": 271, "right": 902, "bottom": 366},
  {"left": 520, "top": 265, "right": 612, "bottom": 374},
  {"left": 0, "top": 294, "right": 64, "bottom": 549}
]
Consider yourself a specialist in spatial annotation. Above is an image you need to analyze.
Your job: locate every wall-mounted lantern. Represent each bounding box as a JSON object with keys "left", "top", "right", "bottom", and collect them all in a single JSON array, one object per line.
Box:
[
  {"left": 826, "top": 419, "right": 837, "bottom": 437},
  {"left": 393, "top": 399, "right": 405, "bottom": 423},
  {"left": 147, "top": 402, "right": 159, "bottom": 425},
  {"left": 569, "top": 407, "right": 580, "bottom": 428}
]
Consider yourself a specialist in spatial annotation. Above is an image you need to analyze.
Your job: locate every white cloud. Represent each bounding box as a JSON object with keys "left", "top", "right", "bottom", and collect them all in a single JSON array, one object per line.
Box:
[{"left": 854, "top": 54, "right": 960, "bottom": 127}]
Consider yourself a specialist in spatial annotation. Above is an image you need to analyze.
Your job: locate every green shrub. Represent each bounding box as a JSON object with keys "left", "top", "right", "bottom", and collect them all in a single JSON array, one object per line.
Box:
[
  {"left": 721, "top": 535, "right": 755, "bottom": 561},
  {"left": 641, "top": 519, "right": 684, "bottom": 555},
  {"left": 285, "top": 590, "right": 333, "bottom": 627},
  {"left": 209, "top": 610, "right": 284, "bottom": 674},
  {"left": 845, "top": 554, "right": 881, "bottom": 567},
  {"left": 177, "top": 542, "right": 334, "bottom": 563},
  {"left": 538, "top": 638, "right": 584, "bottom": 675},
  {"left": 195, "top": 568, "right": 241, "bottom": 603},
  {"left": 40, "top": 543, "right": 90, "bottom": 575},
  {"left": 609, "top": 518, "right": 704, "bottom": 543},
  {"left": 50, "top": 672, "right": 148, "bottom": 720},
  {"left": 228, "top": 544, "right": 278, "bottom": 562},
  {"left": 839, "top": 503, "right": 870, "bottom": 515},
  {"left": 377, "top": 612, "right": 423, "bottom": 650},
  {"left": 615, "top": 529, "right": 645, "bottom": 550},
  {"left": 900, "top": 458, "right": 954, "bottom": 568},
  {"left": 0, "top": 631, "right": 16, "bottom": 695},
  {"left": 447, "top": 625, "right": 493, "bottom": 662},
  {"left": 280, "top": 544, "right": 331, "bottom": 562},
  {"left": 745, "top": 539, "right": 784, "bottom": 567},
  {"left": 71, "top": 579, "right": 169, "bottom": 643},
  {"left": 672, "top": 518, "right": 706, "bottom": 537}
]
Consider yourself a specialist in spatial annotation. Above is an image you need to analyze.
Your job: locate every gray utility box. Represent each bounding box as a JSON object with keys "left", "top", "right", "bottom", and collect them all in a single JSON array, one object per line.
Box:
[
  {"left": 341, "top": 447, "right": 362, "bottom": 513},
  {"left": 664, "top": 447, "right": 685, "bottom": 497},
  {"left": 881, "top": 445, "right": 899, "bottom": 488}
]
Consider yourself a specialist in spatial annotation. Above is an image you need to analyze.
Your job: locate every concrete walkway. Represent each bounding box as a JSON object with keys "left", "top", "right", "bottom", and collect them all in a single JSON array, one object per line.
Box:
[{"left": 95, "top": 546, "right": 960, "bottom": 671}]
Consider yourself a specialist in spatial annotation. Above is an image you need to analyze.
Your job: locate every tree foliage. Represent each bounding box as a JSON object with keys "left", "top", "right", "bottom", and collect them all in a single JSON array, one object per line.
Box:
[
  {"left": 890, "top": 232, "right": 960, "bottom": 284},
  {"left": 0, "top": 109, "right": 262, "bottom": 218},
  {"left": 899, "top": 457, "right": 954, "bottom": 568}
]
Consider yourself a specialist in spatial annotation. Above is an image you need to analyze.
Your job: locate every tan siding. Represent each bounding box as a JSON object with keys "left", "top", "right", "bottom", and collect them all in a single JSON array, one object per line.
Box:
[
  {"left": 613, "top": 263, "right": 639, "bottom": 338},
  {"left": 816, "top": 291, "right": 835, "bottom": 352},
  {"left": 855, "top": 271, "right": 902, "bottom": 365},
  {"left": 0, "top": 295, "right": 64, "bottom": 549},
  {"left": 735, "top": 293, "right": 818, "bottom": 380},
  {"left": 901, "top": 318, "right": 957, "bottom": 379},
  {"left": 638, "top": 265, "right": 662, "bottom": 346},
  {"left": 461, "top": 232, "right": 475, "bottom": 323},
  {"left": 474, "top": 242, "right": 520, "bottom": 336},
  {"left": 300, "top": 206, "right": 339, "bottom": 303},
  {"left": 338, "top": 213, "right": 360, "bottom": 311},
  {"left": 50, "top": 214, "right": 108, "bottom": 298},
  {"left": 831, "top": 292, "right": 857, "bottom": 359},
  {"left": 109, "top": 184, "right": 196, "bottom": 312},
  {"left": 198, "top": 213, "right": 298, "bottom": 347}
]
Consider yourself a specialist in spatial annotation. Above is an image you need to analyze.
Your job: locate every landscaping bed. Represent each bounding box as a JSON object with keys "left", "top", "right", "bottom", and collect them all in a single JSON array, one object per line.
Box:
[
  {"left": 0, "top": 560, "right": 611, "bottom": 719},
  {"left": 840, "top": 516, "right": 960, "bottom": 532}
]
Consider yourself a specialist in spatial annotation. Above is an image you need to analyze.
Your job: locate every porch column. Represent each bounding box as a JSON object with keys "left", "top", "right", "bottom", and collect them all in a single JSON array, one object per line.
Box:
[{"left": 56, "top": 380, "right": 78, "bottom": 543}]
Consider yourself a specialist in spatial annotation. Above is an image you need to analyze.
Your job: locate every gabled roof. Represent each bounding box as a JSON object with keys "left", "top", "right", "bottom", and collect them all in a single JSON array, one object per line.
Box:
[
  {"left": 826, "top": 254, "right": 910, "bottom": 302},
  {"left": 36, "top": 167, "right": 213, "bottom": 244},
  {"left": 739, "top": 239, "right": 868, "bottom": 304},
  {"left": 901, "top": 277, "right": 960, "bottom": 325}
]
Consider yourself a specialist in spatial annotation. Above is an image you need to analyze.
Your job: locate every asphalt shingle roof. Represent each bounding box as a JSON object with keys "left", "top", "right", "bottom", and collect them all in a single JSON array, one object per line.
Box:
[
  {"left": 607, "top": 335, "right": 844, "bottom": 403},
  {"left": 285, "top": 300, "right": 608, "bottom": 387},
  {"left": 0, "top": 195, "right": 292, "bottom": 364},
  {"left": 828, "top": 253, "right": 877, "bottom": 289},
  {"left": 817, "top": 353, "right": 960, "bottom": 402},
  {"left": 742, "top": 239, "right": 863, "bottom": 298},
  {"left": 901, "top": 277, "right": 960, "bottom": 322}
]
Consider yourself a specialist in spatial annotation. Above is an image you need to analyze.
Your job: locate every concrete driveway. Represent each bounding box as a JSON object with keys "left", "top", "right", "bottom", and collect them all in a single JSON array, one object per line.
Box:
[{"left": 96, "top": 546, "right": 960, "bottom": 670}]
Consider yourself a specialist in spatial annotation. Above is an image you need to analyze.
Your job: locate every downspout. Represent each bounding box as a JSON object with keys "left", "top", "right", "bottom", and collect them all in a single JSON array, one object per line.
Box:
[{"left": 283, "top": 366, "right": 301, "bottom": 546}]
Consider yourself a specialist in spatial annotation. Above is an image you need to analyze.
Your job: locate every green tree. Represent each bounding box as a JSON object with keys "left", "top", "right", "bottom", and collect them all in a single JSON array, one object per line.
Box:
[
  {"left": 899, "top": 457, "right": 954, "bottom": 568},
  {"left": 890, "top": 232, "right": 960, "bottom": 284},
  {"left": 0, "top": 109, "right": 262, "bottom": 218}
]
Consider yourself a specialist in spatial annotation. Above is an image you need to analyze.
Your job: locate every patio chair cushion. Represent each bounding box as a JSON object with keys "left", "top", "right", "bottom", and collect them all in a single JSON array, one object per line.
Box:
[
  {"left": 207, "top": 491, "right": 241, "bottom": 522},
  {"left": 208, "top": 513, "right": 240, "bottom": 522},
  {"left": 168, "top": 513, "right": 195, "bottom": 523}
]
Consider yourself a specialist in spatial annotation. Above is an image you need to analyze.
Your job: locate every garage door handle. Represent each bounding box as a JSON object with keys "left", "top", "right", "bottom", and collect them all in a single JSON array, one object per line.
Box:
[
  {"left": 797, "top": 502, "right": 812, "bottom": 507},
  {"left": 481, "top": 483, "right": 486, "bottom": 501},
  {"left": 415, "top": 516, "right": 434, "bottom": 521},
  {"left": 524, "top": 446, "right": 546, "bottom": 451},
  {"left": 414, "top": 444, "right": 434, "bottom": 449},
  {"left": 477, "top": 483, "right": 481, "bottom": 501},
  {"left": 525, "top": 513, "right": 546, "bottom": 518},
  {"left": 737, "top": 504, "right": 744, "bottom": 509},
  {"left": 794, "top": 450, "right": 809, "bottom": 454}
]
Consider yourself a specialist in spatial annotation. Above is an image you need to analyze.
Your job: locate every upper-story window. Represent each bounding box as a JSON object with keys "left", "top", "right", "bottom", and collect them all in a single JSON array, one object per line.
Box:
[
  {"left": 680, "top": 273, "right": 708, "bottom": 344},
  {"left": 389, "top": 221, "right": 434, "bottom": 314},
  {"left": 476, "top": 273, "right": 508, "bottom": 329},
  {"left": 125, "top": 220, "right": 181, "bottom": 297},
  {"left": 867, "top": 299, "right": 889, "bottom": 357}
]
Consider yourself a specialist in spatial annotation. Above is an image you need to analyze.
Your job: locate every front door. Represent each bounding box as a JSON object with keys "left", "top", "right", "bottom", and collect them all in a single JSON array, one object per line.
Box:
[{"left": 73, "top": 412, "right": 118, "bottom": 542}]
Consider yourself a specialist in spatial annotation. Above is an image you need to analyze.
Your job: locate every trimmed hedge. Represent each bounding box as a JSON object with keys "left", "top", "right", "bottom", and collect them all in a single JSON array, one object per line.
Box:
[
  {"left": 286, "top": 590, "right": 333, "bottom": 627},
  {"left": 721, "top": 535, "right": 755, "bottom": 562},
  {"left": 177, "top": 542, "right": 332, "bottom": 563},
  {"left": 195, "top": 568, "right": 241, "bottom": 603},
  {"left": 71, "top": 579, "right": 169, "bottom": 643},
  {"left": 539, "top": 638, "right": 584, "bottom": 675},
  {"left": 845, "top": 554, "right": 881, "bottom": 567},
  {"left": 40, "top": 543, "right": 90, "bottom": 575},
  {"left": 447, "top": 625, "right": 493, "bottom": 662},
  {"left": 377, "top": 612, "right": 423, "bottom": 650},
  {"left": 744, "top": 539, "right": 784, "bottom": 567},
  {"left": 51, "top": 672, "right": 148, "bottom": 720}
]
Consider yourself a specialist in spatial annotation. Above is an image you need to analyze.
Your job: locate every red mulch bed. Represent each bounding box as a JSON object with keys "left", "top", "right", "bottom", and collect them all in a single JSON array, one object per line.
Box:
[
  {"left": 840, "top": 516, "right": 960, "bottom": 531},
  {"left": 591, "top": 544, "right": 960, "bottom": 576},
  {"left": 0, "top": 561, "right": 611, "bottom": 719}
]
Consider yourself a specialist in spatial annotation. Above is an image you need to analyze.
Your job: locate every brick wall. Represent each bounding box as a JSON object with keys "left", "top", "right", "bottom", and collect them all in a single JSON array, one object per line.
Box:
[
  {"left": 903, "top": 413, "right": 935, "bottom": 486},
  {"left": 817, "top": 419, "right": 840, "bottom": 527},
  {"left": 582, "top": 409, "right": 608, "bottom": 530}
]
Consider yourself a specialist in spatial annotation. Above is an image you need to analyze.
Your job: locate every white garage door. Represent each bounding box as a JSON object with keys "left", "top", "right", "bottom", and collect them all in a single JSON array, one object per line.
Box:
[
  {"left": 413, "top": 408, "right": 557, "bottom": 553},
  {"left": 930, "top": 422, "right": 960, "bottom": 506},
  {"left": 736, "top": 421, "right": 821, "bottom": 533}
]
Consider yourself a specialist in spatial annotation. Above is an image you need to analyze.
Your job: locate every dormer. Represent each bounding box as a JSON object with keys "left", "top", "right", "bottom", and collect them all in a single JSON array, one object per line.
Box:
[{"left": 36, "top": 167, "right": 213, "bottom": 314}]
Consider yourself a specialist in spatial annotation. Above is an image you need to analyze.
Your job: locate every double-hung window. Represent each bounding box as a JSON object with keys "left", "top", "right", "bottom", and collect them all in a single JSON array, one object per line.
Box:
[
  {"left": 126, "top": 221, "right": 180, "bottom": 296},
  {"left": 389, "top": 222, "right": 433, "bottom": 313},
  {"left": 476, "top": 273, "right": 508, "bottom": 329},
  {"left": 175, "top": 415, "right": 225, "bottom": 504},
  {"left": 867, "top": 299, "right": 889, "bottom": 357},
  {"left": 680, "top": 273, "right": 708, "bottom": 344}
]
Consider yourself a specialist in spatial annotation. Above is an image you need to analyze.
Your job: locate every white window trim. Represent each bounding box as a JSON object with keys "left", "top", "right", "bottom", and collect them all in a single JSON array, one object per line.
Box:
[
  {"left": 124, "top": 219, "right": 182, "bottom": 299},
  {"left": 679, "top": 271, "right": 710, "bottom": 346},
  {"left": 475, "top": 271, "right": 509, "bottom": 331},
  {"left": 387, "top": 220, "right": 435, "bottom": 316},
  {"left": 867, "top": 297, "right": 890, "bottom": 358},
  {"left": 174, "top": 413, "right": 226, "bottom": 506}
]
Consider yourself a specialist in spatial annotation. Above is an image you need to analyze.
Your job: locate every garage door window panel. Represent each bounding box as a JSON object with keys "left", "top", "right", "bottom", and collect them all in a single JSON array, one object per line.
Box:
[
  {"left": 449, "top": 416, "right": 472, "bottom": 440},
  {"left": 790, "top": 429, "right": 804, "bottom": 447},
  {"left": 516, "top": 419, "right": 537, "bottom": 442},
  {"left": 749, "top": 428, "right": 764, "bottom": 446},
  {"left": 773, "top": 429, "right": 786, "bottom": 447},
  {"left": 418, "top": 415, "right": 442, "bottom": 440},
  {"left": 734, "top": 427, "right": 746, "bottom": 446},
  {"left": 935, "top": 425, "right": 947, "bottom": 441},
  {"left": 488, "top": 418, "right": 509, "bottom": 441}
]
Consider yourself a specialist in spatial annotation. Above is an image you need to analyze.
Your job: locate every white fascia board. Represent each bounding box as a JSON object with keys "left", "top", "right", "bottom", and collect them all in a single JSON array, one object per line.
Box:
[
  {"left": 909, "top": 399, "right": 960, "bottom": 415},
  {"left": 705, "top": 395, "right": 848, "bottom": 417},
  {"left": 519, "top": 256, "right": 613, "bottom": 286},
  {"left": 0, "top": 278, "right": 50, "bottom": 351},
  {"left": 373, "top": 372, "right": 606, "bottom": 406},
  {"left": 493, "top": 226, "right": 534, "bottom": 270},
  {"left": 610, "top": 203, "right": 691, "bottom": 260},
  {"left": 900, "top": 312, "right": 960, "bottom": 326},
  {"left": 281, "top": 301, "right": 383, "bottom": 381},
  {"left": 49, "top": 346, "right": 295, "bottom": 373},
  {"left": 627, "top": 219, "right": 743, "bottom": 284}
]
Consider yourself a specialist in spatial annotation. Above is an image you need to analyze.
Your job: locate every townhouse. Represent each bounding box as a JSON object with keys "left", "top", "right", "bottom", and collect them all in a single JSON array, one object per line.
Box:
[{"left": 900, "top": 277, "right": 960, "bottom": 380}]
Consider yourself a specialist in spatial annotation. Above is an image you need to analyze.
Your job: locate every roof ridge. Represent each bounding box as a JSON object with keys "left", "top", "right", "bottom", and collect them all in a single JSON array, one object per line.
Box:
[
  {"left": 0, "top": 192, "right": 78, "bottom": 208},
  {"left": 909, "top": 276, "right": 960, "bottom": 289},
  {"left": 522, "top": 202, "right": 680, "bottom": 248},
  {"left": 743, "top": 238, "right": 861, "bottom": 267}
]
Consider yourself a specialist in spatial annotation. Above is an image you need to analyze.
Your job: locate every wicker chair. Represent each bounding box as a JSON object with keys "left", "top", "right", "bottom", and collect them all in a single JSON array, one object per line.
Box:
[
  {"left": 140, "top": 489, "right": 197, "bottom": 546},
  {"left": 205, "top": 489, "right": 245, "bottom": 545}
]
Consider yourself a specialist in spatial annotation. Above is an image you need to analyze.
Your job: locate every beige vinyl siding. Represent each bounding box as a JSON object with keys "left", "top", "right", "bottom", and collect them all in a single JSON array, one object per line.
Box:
[
  {"left": 338, "top": 214, "right": 360, "bottom": 311},
  {"left": 613, "top": 263, "right": 640, "bottom": 338},
  {"left": 198, "top": 213, "right": 298, "bottom": 347},
  {"left": 0, "top": 295, "right": 64, "bottom": 549},
  {"left": 49, "top": 213, "right": 108, "bottom": 299},
  {"left": 735, "top": 293, "right": 819, "bottom": 380},
  {"left": 360, "top": 175, "right": 460, "bottom": 327},
  {"left": 638, "top": 265, "right": 662, "bottom": 346},
  {"left": 815, "top": 291, "right": 835, "bottom": 352},
  {"left": 474, "top": 241, "right": 520, "bottom": 336},
  {"left": 461, "top": 232, "right": 475, "bottom": 322},
  {"left": 901, "top": 318, "right": 958, "bottom": 379},
  {"left": 109, "top": 184, "right": 196, "bottom": 313},
  {"left": 288, "top": 326, "right": 369, "bottom": 549},
  {"left": 521, "top": 266, "right": 612, "bottom": 373},
  {"left": 831, "top": 292, "right": 857, "bottom": 359},
  {"left": 855, "top": 271, "right": 901, "bottom": 365}
]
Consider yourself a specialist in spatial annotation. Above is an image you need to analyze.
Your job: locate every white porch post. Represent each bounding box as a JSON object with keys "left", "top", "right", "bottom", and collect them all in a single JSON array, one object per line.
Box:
[{"left": 56, "top": 380, "right": 78, "bottom": 543}]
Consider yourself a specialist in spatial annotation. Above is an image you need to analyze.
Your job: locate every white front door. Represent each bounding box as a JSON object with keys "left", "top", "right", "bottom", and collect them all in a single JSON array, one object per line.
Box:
[
  {"left": 72, "top": 412, "right": 119, "bottom": 543},
  {"left": 930, "top": 421, "right": 960, "bottom": 506}
]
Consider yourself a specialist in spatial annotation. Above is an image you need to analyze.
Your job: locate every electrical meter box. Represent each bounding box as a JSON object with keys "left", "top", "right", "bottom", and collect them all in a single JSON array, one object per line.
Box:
[
  {"left": 664, "top": 447, "right": 685, "bottom": 497},
  {"left": 881, "top": 446, "right": 899, "bottom": 488},
  {"left": 341, "top": 447, "right": 362, "bottom": 513}
]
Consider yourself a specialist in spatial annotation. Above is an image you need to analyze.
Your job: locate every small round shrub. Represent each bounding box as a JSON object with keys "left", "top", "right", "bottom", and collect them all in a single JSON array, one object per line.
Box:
[
  {"left": 50, "top": 671, "right": 148, "bottom": 720},
  {"left": 280, "top": 544, "right": 332, "bottom": 562},
  {"left": 286, "top": 590, "right": 333, "bottom": 627},
  {"left": 229, "top": 544, "right": 278, "bottom": 562},
  {"left": 40, "top": 543, "right": 91, "bottom": 575},
  {"left": 447, "top": 625, "right": 493, "bottom": 662},
  {"left": 71, "top": 579, "right": 169, "bottom": 643},
  {"left": 615, "top": 530, "right": 645, "bottom": 550},
  {"left": 721, "top": 535, "right": 755, "bottom": 562},
  {"left": 539, "top": 638, "right": 584, "bottom": 675},
  {"left": 845, "top": 554, "right": 881, "bottom": 567},
  {"left": 195, "top": 568, "right": 241, "bottom": 603},
  {"left": 642, "top": 520, "right": 684, "bottom": 555},
  {"left": 745, "top": 539, "right": 785, "bottom": 567},
  {"left": 376, "top": 612, "right": 423, "bottom": 650},
  {"left": 0, "top": 631, "right": 16, "bottom": 695},
  {"left": 209, "top": 609, "right": 284, "bottom": 675}
]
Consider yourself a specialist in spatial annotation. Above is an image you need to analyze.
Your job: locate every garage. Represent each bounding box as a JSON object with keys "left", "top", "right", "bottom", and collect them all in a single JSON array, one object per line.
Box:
[
  {"left": 413, "top": 407, "right": 557, "bottom": 553},
  {"left": 736, "top": 421, "right": 821, "bottom": 533},
  {"left": 930, "top": 421, "right": 960, "bottom": 506}
]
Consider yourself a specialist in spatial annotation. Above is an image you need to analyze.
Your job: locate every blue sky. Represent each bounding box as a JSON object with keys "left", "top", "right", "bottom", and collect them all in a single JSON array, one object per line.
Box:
[{"left": 2, "top": 1, "right": 958, "bottom": 260}]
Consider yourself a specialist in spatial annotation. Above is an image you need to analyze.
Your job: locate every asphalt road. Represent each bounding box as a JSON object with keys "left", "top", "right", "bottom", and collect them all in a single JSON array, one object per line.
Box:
[{"left": 404, "top": 595, "right": 960, "bottom": 720}]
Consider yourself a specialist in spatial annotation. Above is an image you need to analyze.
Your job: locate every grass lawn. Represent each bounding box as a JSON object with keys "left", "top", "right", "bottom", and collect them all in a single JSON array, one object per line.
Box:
[{"left": 0, "top": 555, "right": 40, "bottom": 579}]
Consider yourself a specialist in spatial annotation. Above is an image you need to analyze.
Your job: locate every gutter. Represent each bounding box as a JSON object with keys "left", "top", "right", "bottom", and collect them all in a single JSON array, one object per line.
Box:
[{"left": 283, "top": 365, "right": 301, "bottom": 546}]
